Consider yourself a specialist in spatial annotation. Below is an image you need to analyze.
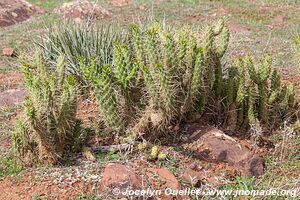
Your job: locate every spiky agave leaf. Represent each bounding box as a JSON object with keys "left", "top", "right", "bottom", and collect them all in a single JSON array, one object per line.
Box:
[{"left": 36, "top": 22, "right": 126, "bottom": 78}]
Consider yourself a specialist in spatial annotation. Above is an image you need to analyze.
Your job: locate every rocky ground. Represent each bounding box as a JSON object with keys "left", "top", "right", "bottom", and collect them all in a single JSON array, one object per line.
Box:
[{"left": 0, "top": 0, "right": 299, "bottom": 199}]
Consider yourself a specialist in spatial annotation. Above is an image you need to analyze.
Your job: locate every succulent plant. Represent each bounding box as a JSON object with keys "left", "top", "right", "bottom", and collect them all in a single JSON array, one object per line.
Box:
[{"left": 14, "top": 54, "right": 79, "bottom": 165}]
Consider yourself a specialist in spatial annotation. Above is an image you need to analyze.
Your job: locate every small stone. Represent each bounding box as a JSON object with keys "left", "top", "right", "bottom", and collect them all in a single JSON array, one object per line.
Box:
[
  {"left": 11, "top": 12, "right": 18, "bottom": 17},
  {"left": 99, "top": 163, "right": 142, "bottom": 197},
  {"left": 148, "top": 168, "right": 181, "bottom": 190},
  {"left": 182, "top": 168, "right": 204, "bottom": 187},
  {"left": 3, "top": 48, "right": 15, "bottom": 57}
]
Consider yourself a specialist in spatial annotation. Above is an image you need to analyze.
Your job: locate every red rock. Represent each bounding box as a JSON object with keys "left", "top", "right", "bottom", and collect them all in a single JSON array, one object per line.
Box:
[
  {"left": 183, "top": 125, "right": 264, "bottom": 177},
  {"left": 148, "top": 168, "right": 180, "bottom": 190},
  {"left": 99, "top": 163, "right": 142, "bottom": 197},
  {"left": 3, "top": 48, "right": 15, "bottom": 57},
  {"left": 55, "top": 0, "right": 111, "bottom": 22},
  {"left": 182, "top": 168, "right": 204, "bottom": 186},
  {"left": 244, "top": 155, "right": 265, "bottom": 177},
  {"left": 110, "top": 0, "right": 132, "bottom": 7},
  {"left": 0, "top": 0, "right": 45, "bottom": 27}
]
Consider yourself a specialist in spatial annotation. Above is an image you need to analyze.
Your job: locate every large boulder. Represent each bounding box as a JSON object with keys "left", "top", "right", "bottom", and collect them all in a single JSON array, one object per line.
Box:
[
  {"left": 0, "top": 0, "right": 44, "bottom": 27},
  {"left": 183, "top": 124, "right": 264, "bottom": 177}
]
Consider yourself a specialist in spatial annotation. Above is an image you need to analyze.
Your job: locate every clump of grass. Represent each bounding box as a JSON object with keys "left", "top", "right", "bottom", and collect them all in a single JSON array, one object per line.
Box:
[{"left": 0, "top": 156, "right": 22, "bottom": 180}]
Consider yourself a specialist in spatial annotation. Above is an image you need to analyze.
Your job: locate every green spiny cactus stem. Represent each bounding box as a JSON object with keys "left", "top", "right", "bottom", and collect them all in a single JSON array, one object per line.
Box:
[
  {"left": 131, "top": 24, "right": 144, "bottom": 64},
  {"left": 113, "top": 42, "right": 139, "bottom": 98},
  {"left": 227, "top": 66, "right": 239, "bottom": 105},
  {"left": 236, "top": 59, "right": 246, "bottom": 105},
  {"left": 226, "top": 66, "right": 239, "bottom": 129},
  {"left": 190, "top": 49, "right": 204, "bottom": 98},
  {"left": 213, "top": 19, "right": 225, "bottom": 36},
  {"left": 202, "top": 26, "right": 215, "bottom": 91},
  {"left": 177, "top": 28, "right": 188, "bottom": 67},
  {"left": 14, "top": 54, "right": 79, "bottom": 165},
  {"left": 163, "top": 32, "right": 177, "bottom": 73},
  {"left": 145, "top": 26, "right": 160, "bottom": 69},
  {"left": 97, "top": 65, "right": 123, "bottom": 130},
  {"left": 141, "top": 65, "right": 160, "bottom": 107},
  {"left": 279, "top": 84, "right": 296, "bottom": 112},
  {"left": 271, "top": 69, "right": 281, "bottom": 91},
  {"left": 247, "top": 84, "right": 257, "bottom": 125},
  {"left": 217, "top": 26, "right": 230, "bottom": 58},
  {"left": 157, "top": 64, "right": 174, "bottom": 114},
  {"left": 203, "top": 25, "right": 214, "bottom": 59},
  {"left": 185, "top": 34, "right": 198, "bottom": 70},
  {"left": 246, "top": 56, "right": 271, "bottom": 125},
  {"left": 268, "top": 69, "right": 281, "bottom": 104}
]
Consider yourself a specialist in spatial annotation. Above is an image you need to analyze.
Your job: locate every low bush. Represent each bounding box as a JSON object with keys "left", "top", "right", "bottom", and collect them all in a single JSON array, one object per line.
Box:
[{"left": 13, "top": 53, "right": 80, "bottom": 165}]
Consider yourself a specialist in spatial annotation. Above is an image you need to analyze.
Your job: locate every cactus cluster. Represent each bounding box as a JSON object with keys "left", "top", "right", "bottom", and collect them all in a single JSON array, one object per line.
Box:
[
  {"left": 13, "top": 20, "right": 299, "bottom": 165},
  {"left": 13, "top": 54, "right": 79, "bottom": 165},
  {"left": 82, "top": 20, "right": 297, "bottom": 138},
  {"left": 82, "top": 20, "right": 230, "bottom": 138},
  {"left": 224, "top": 56, "right": 297, "bottom": 131}
]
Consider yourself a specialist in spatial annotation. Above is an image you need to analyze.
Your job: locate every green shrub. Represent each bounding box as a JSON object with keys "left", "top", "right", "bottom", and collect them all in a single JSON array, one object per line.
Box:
[
  {"left": 13, "top": 53, "right": 80, "bottom": 165},
  {"left": 36, "top": 22, "right": 126, "bottom": 80}
]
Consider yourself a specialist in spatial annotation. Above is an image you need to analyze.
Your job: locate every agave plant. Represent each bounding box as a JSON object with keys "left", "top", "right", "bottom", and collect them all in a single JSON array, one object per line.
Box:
[{"left": 36, "top": 22, "right": 127, "bottom": 79}]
